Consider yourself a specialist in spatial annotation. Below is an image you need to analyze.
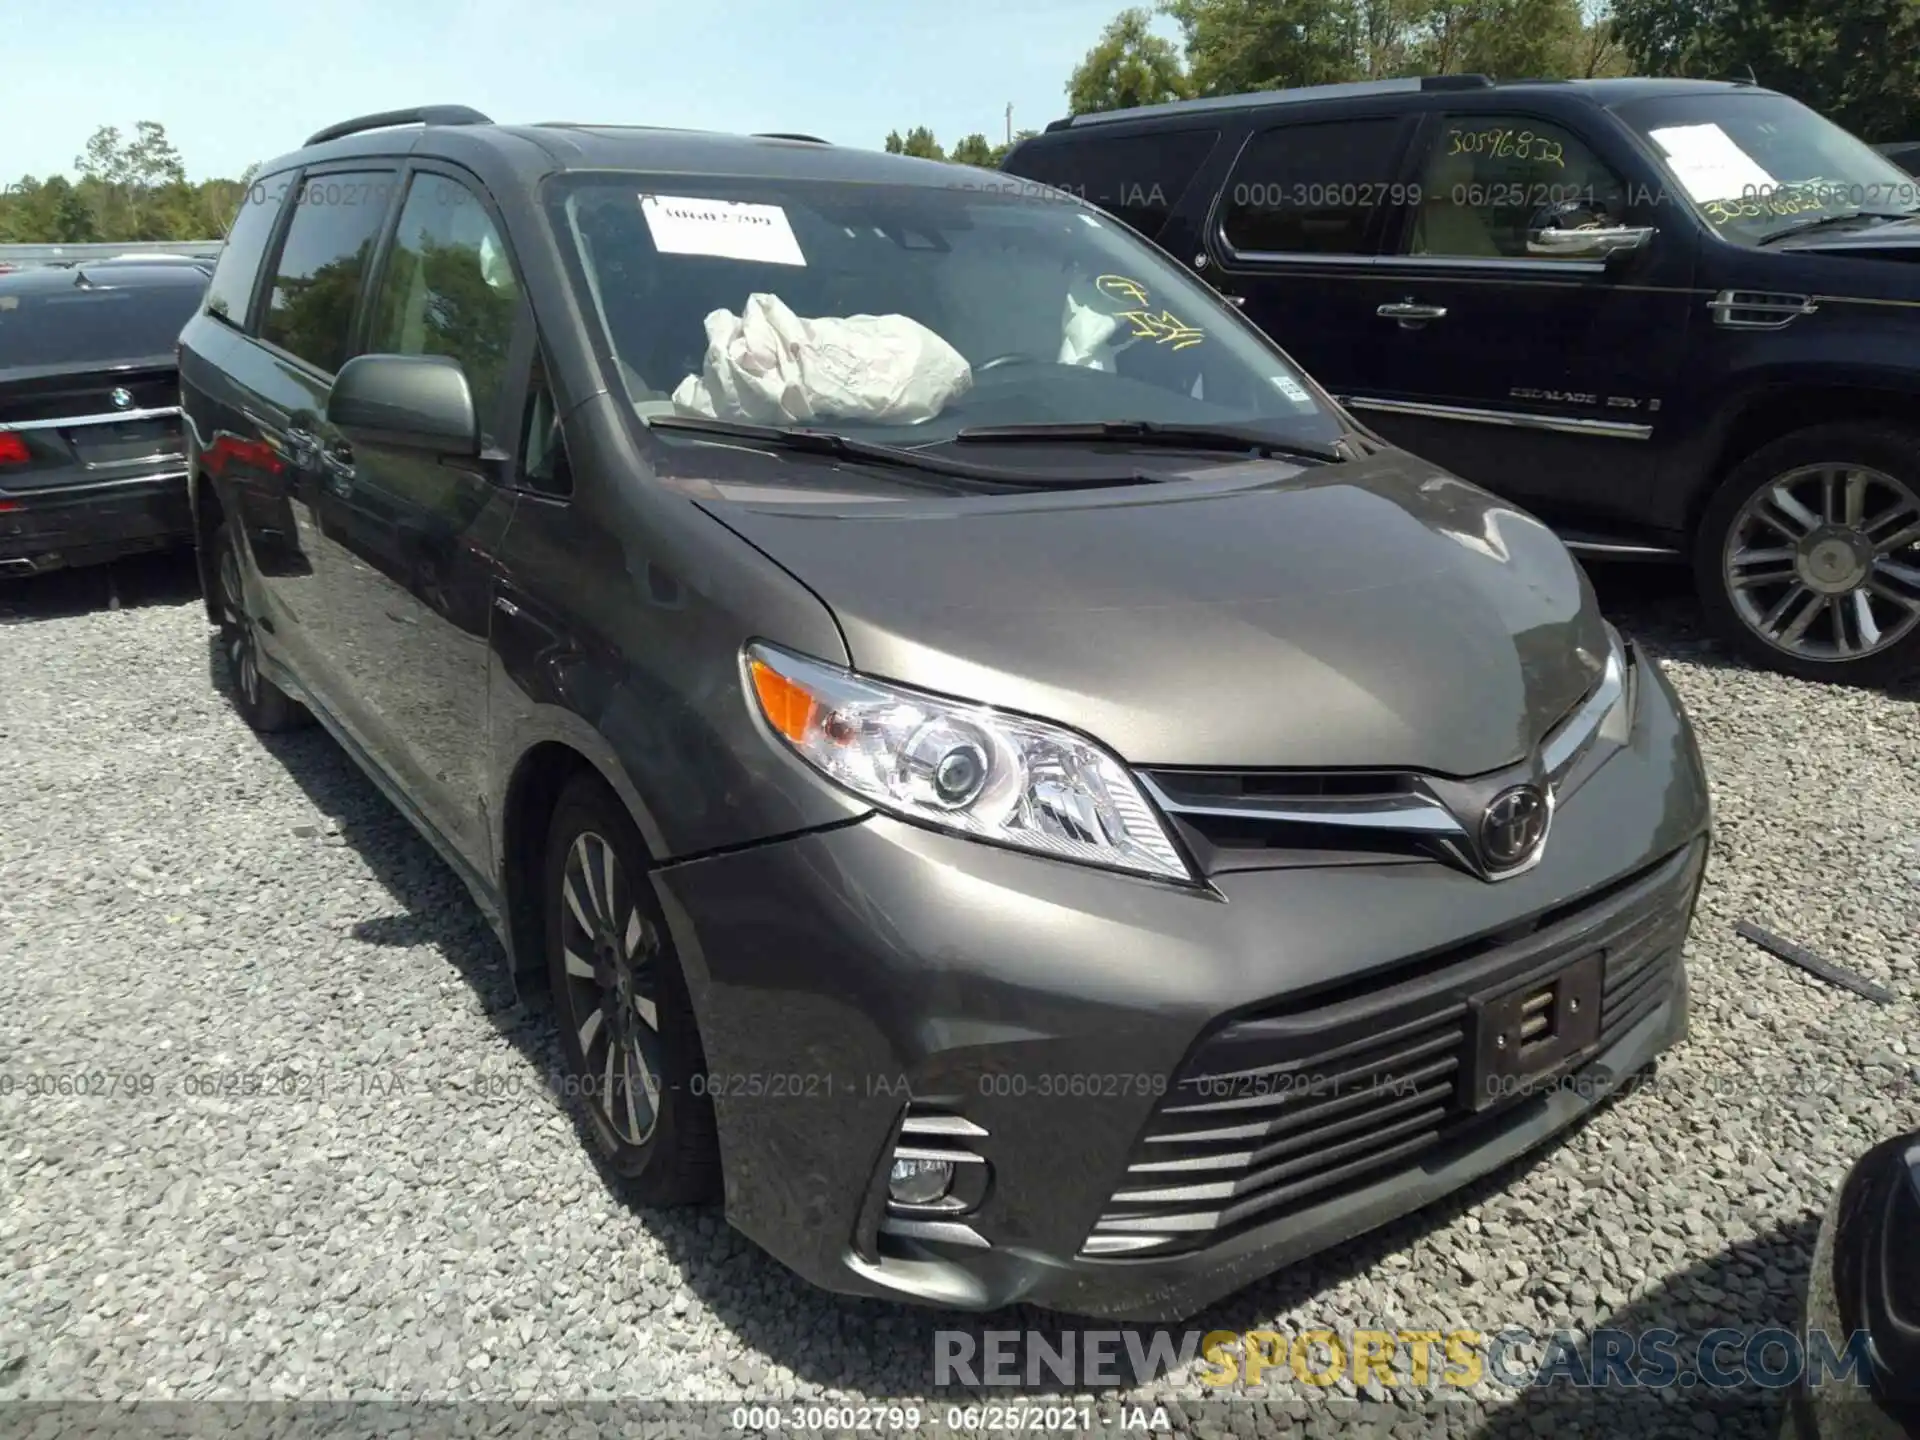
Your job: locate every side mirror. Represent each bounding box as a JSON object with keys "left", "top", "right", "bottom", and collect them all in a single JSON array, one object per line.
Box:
[
  {"left": 327, "top": 354, "right": 479, "bottom": 456},
  {"left": 1526, "top": 224, "right": 1655, "bottom": 258},
  {"left": 1526, "top": 205, "right": 1656, "bottom": 260}
]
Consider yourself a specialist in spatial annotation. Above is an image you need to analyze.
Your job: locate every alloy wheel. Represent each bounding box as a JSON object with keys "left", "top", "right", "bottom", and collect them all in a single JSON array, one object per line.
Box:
[
  {"left": 217, "top": 542, "right": 262, "bottom": 709},
  {"left": 1722, "top": 462, "right": 1920, "bottom": 662},
  {"left": 557, "top": 830, "right": 663, "bottom": 1147}
]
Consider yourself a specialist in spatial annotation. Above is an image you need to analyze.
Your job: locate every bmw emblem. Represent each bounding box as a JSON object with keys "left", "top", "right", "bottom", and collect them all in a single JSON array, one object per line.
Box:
[
  {"left": 108, "top": 387, "right": 134, "bottom": 410},
  {"left": 1480, "top": 784, "right": 1550, "bottom": 872}
]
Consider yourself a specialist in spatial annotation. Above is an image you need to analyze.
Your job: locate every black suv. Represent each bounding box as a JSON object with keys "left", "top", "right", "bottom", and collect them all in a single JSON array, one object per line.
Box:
[
  {"left": 177, "top": 106, "right": 1711, "bottom": 1319},
  {"left": 1003, "top": 77, "right": 1920, "bottom": 684},
  {"left": 0, "top": 259, "right": 210, "bottom": 576}
]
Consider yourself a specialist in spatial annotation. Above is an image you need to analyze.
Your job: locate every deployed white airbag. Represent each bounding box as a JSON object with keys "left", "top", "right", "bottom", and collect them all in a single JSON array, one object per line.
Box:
[
  {"left": 1057, "top": 292, "right": 1129, "bottom": 370},
  {"left": 671, "top": 293, "right": 973, "bottom": 425}
]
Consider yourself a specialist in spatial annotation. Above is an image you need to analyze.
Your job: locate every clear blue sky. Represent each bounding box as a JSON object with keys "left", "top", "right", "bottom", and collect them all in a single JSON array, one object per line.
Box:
[{"left": 3, "top": 0, "right": 1181, "bottom": 182}]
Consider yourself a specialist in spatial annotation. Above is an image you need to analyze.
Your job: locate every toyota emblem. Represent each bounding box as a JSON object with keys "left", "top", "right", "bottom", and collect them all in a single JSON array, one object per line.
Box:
[
  {"left": 108, "top": 387, "right": 134, "bottom": 410},
  {"left": 1480, "top": 785, "right": 1549, "bottom": 870}
]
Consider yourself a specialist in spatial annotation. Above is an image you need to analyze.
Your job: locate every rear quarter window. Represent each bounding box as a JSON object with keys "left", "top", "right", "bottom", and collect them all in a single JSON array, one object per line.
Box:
[{"left": 204, "top": 177, "right": 291, "bottom": 329}]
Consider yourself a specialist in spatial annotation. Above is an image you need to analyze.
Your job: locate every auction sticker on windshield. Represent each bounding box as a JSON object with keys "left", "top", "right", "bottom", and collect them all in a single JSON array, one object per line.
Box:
[
  {"left": 1646, "top": 124, "right": 1778, "bottom": 204},
  {"left": 640, "top": 194, "right": 807, "bottom": 266}
]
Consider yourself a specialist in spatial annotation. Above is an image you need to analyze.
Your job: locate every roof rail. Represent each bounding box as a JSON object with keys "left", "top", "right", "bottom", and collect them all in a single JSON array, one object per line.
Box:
[
  {"left": 303, "top": 105, "right": 493, "bottom": 148},
  {"left": 1420, "top": 73, "right": 1495, "bottom": 90},
  {"left": 755, "top": 132, "right": 831, "bottom": 144}
]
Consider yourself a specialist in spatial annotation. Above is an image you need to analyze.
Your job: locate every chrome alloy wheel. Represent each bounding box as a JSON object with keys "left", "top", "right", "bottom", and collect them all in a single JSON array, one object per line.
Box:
[
  {"left": 217, "top": 541, "right": 262, "bottom": 709},
  {"left": 1723, "top": 462, "right": 1920, "bottom": 662},
  {"left": 557, "top": 830, "right": 662, "bottom": 1147}
]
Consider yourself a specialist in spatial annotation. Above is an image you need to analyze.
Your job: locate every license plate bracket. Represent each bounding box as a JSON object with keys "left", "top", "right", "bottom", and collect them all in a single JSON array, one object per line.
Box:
[{"left": 1466, "top": 951, "right": 1604, "bottom": 1112}]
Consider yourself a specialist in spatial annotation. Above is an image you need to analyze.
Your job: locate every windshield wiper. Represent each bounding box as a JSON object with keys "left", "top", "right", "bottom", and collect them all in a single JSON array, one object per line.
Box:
[
  {"left": 951, "top": 419, "right": 1346, "bottom": 464},
  {"left": 642, "top": 415, "right": 1161, "bottom": 490},
  {"left": 1756, "top": 209, "right": 1919, "bottom": 245}
]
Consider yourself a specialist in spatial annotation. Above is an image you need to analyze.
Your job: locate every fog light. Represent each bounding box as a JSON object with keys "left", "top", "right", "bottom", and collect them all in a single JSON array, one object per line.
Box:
[{"left": 887, "top": 1156, "right": 954, "bottom": 1206}]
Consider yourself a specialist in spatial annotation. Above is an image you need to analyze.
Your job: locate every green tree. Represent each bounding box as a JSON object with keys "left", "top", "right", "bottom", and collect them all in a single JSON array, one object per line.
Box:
[
  {"left": 0, "top": 176, "right": 100, "bottom": 243},
  {"left": 883, "top": 126, "right": 947, "bottom": 159},
  {"left": 1068, "top": 7, "right": 1191, "bottom": 113},
  {"left": 72, "top": 120, "right": 197, "bottom": 240},
  {"left": 1163, "top": 0, "right": 1366, "bottom": 94},
  {"left": 949, "top": 133, "right": 998, "bottom": 167},
  {"left": 1611, "top": 0, "right": 1920, "bottom": 138},
  {"left": 1445, "top": 0, "right": 1585, "bottom": 76}
]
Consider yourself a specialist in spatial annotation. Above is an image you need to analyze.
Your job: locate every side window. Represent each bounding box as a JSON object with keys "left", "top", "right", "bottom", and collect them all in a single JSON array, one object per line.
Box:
[
  {"left": 517, "top": 350, "right": 572, "bottom": 499},
  {"left": 364, "top": 172, "right": 522, "bottom": 433},
  {"left": 1006, "top": 129, "right": 1220, "bottom": 238},
  {"left": 1219, "top": 118, "right": 1408, "bottom": 255},
  {"left": 1406, "top": 116, "right": 1628, "bottom": 260},
  {"left": 204, "top": 178, "right": 287, "bottom": 328},
  {"left": 259, "top": 172, "right": 393, "bottom": 372}
]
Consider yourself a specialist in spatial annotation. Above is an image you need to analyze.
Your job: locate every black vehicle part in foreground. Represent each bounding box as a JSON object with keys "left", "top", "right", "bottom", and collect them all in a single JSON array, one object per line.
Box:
[
  {"left": 177, "top": 105, "right": 1712, "bottom": 1318},
  {"left": 0, "top": 261, "right": 207, "bottom": 577},
  {"left": 1788, "top": 1127, "right": 1920, "bottom": 1439}
]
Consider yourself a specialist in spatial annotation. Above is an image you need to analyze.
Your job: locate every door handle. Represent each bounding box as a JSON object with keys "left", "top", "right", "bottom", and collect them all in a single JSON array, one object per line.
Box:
[
  {"left": 321, "top": 445, "right": 355, "bottom": 495},
  {"left": 1377, "top": 301, "right": 1448, "bottom": 329}
]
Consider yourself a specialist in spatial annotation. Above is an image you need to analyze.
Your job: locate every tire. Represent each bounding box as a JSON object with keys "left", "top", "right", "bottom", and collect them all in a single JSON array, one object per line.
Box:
[
  {"left": 543, "top": 772, "right": 720, "bottom": 1206},
  {"left": 209, "top": 521, "right": 309, "bottom": 731},
  {"left": 1694, "top": 423, "right": 1920, "bottom": 686}
]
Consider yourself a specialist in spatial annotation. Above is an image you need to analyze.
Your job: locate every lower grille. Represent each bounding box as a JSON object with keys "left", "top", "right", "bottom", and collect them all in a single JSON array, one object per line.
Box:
[{"left": 1082, "top": 842, "right": 1703, "bottom": 1257}]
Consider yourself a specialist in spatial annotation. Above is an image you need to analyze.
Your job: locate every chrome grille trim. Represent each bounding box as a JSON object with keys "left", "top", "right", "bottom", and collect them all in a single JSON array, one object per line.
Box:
[
  {"left": 1135, "top": 778, "right": 1465, "bottom": 837},
  {"left": 0, "top": 404, "right": 183, "bottom": 433},
  {"left": 898, "top": 1114, "right": 989, "bottom": 1138},
  {"left": 1138, "top": 628, "right": 1630, "bottom": 869},
  {"left": 1539, "top": 638, "right": 1627, "bottom": 780}
]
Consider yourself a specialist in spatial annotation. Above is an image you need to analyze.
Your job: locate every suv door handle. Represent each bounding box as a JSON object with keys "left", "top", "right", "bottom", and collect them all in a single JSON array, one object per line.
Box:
[{"left": 1377, "top": 301, "right": 1448, "bottom": 328}]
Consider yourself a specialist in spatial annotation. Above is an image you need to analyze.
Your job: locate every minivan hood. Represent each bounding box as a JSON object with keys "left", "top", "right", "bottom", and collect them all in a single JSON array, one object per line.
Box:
[{"left": 685, "top": 447, "right": 1610, "bottom": 777}]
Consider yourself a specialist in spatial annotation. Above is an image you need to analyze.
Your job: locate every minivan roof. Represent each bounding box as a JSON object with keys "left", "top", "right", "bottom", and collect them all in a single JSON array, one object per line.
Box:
[
  {"left": 1032, "top": 75, "right": 1770, "bottom": 134},
  {"left": 255, "top": 108, "right": 982, "bottom": 192}
]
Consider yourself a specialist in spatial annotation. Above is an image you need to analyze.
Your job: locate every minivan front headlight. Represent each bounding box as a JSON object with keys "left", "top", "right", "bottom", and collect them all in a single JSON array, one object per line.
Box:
[{"left": 743, "top": 642, "right": 1192, "bottom": 882}]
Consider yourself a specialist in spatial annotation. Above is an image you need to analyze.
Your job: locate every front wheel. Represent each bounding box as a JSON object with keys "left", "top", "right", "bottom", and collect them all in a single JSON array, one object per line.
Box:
[
  {"left": 1694, "top": 424, "right": 1920, "bottom": 685},
  {"left": 543, "top": 772, "right": 720, "bottom": 1206}
]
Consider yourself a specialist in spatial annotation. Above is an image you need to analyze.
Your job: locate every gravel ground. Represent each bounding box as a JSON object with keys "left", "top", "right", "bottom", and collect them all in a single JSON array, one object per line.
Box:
[{"left": 1, "top": 552, "right": 1916, "bottom": 1439}]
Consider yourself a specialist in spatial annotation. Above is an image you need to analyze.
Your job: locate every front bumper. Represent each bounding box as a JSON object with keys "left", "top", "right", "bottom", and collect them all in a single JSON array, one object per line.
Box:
[
  {"left": 652, "top": 646, "right": 1712, "bottom": 1320},
  {"left": 0, "top": 469, "right": 192, "bottom": 576}
]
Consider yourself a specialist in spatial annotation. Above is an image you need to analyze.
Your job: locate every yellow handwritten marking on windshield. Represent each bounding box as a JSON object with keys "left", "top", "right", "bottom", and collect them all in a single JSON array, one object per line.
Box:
[
  {"left": 1094, "top": 275, "right": 1205, "bottom": 349},
  {"left": 1113, "top": 309, "right": 1207, "bottom": 350}
]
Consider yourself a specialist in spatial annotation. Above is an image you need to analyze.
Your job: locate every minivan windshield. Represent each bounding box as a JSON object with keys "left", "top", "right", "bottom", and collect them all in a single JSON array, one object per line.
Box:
[
  {"left": 1615, "top": 91, "right": 1920, "bottom": 246},
  {"left": 550, "top": 173, "right": 1345, "bottom": 449}
]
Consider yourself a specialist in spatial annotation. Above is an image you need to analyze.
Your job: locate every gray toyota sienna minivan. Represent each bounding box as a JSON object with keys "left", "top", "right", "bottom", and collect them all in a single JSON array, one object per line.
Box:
[{"left": 179, "top": 106, "right": 1712, "bottom": 1321}]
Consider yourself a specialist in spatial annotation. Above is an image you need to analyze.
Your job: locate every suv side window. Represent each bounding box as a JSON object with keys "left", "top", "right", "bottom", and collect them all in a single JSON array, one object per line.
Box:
[
  {"left": 204, "top": 179, "right": 288, "bottom": 328},
  {"left": 364, "top": 171, "right": 522, "bottom": 434},
  {"left": 1406, "top": 115, "right": 1628, "bottom": 260},
  {"left": 1219, "top": 118, "right": 1408, "bottom": 255},
  {"left": 1008, "top": 129, "right": 1220, "bottom": 238},
  {"left": 259, "top": 172, "right": 393, "bottom": 372}
]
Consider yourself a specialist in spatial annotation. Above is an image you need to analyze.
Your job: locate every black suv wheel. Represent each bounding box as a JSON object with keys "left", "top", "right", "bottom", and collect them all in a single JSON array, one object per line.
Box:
[
  {"left": 1696, "top": 423, "right": 1920, "bottom": 685},
  {"left": 543, "top": 772, "right": 720, "bottom": 1206},
  {"left": 210, "top": 521, "right": 310, "bottom": 732}
]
